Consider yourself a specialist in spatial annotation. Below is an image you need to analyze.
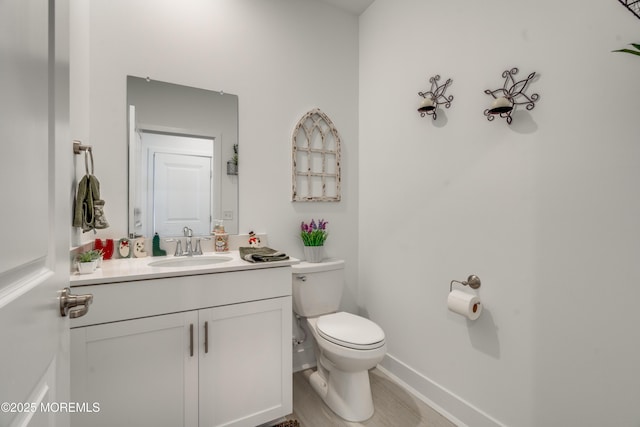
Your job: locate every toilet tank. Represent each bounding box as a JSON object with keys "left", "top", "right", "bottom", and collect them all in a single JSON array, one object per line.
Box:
[{"left": 291, "top": 259, "right": 345, "bottom": 317}]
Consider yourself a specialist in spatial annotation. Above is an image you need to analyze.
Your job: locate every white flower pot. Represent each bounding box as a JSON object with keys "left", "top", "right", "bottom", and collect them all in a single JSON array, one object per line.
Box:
[
  {"left": 303, "top": 246, "right": 325, "bottom": 263},
  {"left": 77, "top": 261, "right": 97, "bottom": 274}
]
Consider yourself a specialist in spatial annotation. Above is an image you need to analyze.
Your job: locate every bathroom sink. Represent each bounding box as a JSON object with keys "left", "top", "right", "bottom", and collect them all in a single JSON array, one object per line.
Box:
[{"left": 148, "top": 256, "right": 233, "bottom": 268}]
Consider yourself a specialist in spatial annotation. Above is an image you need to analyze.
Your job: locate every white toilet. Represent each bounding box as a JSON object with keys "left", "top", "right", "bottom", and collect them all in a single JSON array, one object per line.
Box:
[{"left": 292, "top": 259, "right": 387, "bottom": 422}]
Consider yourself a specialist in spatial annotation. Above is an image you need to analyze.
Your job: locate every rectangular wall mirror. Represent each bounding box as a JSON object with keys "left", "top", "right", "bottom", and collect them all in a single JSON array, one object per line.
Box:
[{"left": 127, "top": 76, "right": 239, "bottom": 237}]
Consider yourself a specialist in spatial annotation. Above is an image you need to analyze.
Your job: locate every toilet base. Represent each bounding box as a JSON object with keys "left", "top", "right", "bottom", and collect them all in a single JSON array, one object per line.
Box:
[{"left": 308, "top": 367, "right": 374, "bottom": 422}]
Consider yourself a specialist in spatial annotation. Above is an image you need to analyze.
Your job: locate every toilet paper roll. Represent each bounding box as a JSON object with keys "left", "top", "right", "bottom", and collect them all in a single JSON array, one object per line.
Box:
[{"left": 447, "top": 289, "right": 482, "bottom": 320}]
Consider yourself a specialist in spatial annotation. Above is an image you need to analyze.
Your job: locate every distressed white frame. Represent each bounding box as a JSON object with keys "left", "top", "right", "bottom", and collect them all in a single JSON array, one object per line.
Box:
[{"left": 292, "top": 108, "right": 342, "bottom": 202}]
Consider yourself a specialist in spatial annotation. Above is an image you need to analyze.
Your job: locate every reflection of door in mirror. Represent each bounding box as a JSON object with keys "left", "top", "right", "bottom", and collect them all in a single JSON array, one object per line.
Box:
[
  {"left": 133, "top": 132, "right": 215, "bottom": 237},
  {"left": 153, "top": 152, "right": 211, "bottom": 237}
]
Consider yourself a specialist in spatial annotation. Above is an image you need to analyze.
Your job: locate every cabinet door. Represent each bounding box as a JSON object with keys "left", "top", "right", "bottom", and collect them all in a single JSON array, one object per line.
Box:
[
  {"left": 71, "top": 311, "right": 199, "bottom": 427},
  {"left": 199, "top": 297, "right": 292, "bottom": 427}
]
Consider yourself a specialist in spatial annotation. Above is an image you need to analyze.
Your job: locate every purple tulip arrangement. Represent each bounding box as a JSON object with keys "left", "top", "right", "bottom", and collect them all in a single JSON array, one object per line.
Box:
[{"left": 300, "top": 219, "right": 328, "bottom": 246}]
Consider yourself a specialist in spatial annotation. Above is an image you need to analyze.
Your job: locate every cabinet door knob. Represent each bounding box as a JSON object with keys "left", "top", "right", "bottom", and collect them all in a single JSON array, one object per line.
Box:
[{"left": 59, "top": 287, "right": 93, "bottom": 318}]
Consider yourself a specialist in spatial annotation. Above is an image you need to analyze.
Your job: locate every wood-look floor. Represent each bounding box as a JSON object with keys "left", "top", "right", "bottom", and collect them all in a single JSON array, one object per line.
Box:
[{"left": 286, "top": 368, "right": 457, "bottom": 427}]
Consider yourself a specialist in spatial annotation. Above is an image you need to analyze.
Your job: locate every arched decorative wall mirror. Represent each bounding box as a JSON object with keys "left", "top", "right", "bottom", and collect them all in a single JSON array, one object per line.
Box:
[{"left": 127, "top": 76, "right": 239, "bottom": 237}]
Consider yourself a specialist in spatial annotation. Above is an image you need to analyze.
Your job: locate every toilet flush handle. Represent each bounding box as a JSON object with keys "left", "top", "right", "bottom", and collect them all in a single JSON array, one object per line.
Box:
[{"left": 296, "top": 275, "right": 307, "bottom": 282}]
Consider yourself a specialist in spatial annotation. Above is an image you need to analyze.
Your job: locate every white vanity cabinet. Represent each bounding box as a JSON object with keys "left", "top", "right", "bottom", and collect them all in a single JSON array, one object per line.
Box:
[{"left": 70, "top": 266, "right": 293, "bottom": 427}]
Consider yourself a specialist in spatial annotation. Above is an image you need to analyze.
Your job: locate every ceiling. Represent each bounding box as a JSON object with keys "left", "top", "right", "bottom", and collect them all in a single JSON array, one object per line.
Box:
[{"left": 316, "top": 0, "right": 375, "bottom": 15}]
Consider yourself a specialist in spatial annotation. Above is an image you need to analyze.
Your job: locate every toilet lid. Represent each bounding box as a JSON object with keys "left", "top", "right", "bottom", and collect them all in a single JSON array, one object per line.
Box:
[{"left": 316, "top": 312, "right": 385, "bottom": 350}]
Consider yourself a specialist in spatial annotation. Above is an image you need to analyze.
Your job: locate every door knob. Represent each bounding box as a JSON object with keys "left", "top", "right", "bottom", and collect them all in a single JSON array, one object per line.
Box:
[{"left": 59, "top": 287, "right": 93, "bottom": 318}]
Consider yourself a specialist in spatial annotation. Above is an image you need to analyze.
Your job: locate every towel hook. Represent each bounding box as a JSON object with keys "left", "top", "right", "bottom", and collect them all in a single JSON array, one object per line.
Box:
[
  {"left": 73, "top": 140, "right": 92, "bottom": 154},
  {"left": 84, "top": 148, "right": 94, "bottom": 175},
  {"left": 450, "top": 275, "right": 481, "bottom": 292}
]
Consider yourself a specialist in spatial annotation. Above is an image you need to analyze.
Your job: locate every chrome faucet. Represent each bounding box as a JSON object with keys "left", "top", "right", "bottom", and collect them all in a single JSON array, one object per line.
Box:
[
  {"left": 183, "top": 227, "right": 193, "bottom": 257},
  {"left": 167, "top": 227, "right": 195, "bottom": 257}
]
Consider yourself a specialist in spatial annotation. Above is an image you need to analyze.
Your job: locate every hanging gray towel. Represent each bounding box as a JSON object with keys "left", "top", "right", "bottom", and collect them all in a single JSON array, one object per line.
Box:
[{"left": 73, "top": 174, "right": 109, "bottom": 233}]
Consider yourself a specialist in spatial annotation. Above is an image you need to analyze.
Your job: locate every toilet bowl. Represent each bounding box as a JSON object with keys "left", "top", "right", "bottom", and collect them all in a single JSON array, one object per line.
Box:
[{"left": 292, "top": 260, "right": 387, "bottom": 422}]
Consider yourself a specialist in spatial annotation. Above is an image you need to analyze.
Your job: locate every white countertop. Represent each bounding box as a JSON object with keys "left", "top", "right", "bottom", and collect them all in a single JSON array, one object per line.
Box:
[{"left": 70, "top": 250, "right": 299, "bottom": 286}]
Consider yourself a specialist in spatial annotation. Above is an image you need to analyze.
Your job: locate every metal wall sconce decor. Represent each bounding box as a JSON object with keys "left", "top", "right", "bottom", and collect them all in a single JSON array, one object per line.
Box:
[
  {"left": 484, "top": 67, "right": 539, "bottom": 125},
  {"left": 418, "top": 75, "right": 454, "bottom": 120},
  {"left": 617, "top": 0, "right": 640, "bottom": 20}
]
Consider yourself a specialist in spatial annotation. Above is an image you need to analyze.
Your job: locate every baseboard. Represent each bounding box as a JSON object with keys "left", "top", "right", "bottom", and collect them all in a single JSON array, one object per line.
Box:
[{"left": 378, "top": 354, "right": 505, "bottom": 427}]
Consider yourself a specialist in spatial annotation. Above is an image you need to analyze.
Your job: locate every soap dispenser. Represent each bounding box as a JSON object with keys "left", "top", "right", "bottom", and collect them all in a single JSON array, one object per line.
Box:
[{"left": 213, "top": 219, "right": 229, "bottom": 252}]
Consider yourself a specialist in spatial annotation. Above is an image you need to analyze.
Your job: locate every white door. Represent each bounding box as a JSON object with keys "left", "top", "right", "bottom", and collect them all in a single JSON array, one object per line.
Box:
[
  {"left": 0, "top": 1, "right": 71, "bottom": 426},
  {"left": 153, "top": 152, "right": 213, "bottom": 236}
]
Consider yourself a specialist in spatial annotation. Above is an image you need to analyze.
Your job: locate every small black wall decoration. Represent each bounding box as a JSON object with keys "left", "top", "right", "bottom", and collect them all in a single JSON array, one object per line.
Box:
[{"left": 617, "top": 0, "right": 640, "bottom": 20}]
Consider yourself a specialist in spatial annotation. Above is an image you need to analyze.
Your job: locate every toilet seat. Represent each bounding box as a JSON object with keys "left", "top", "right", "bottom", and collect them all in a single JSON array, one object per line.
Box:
[{"left": 316, "top": 312, "right": 385, "bottom": 350}]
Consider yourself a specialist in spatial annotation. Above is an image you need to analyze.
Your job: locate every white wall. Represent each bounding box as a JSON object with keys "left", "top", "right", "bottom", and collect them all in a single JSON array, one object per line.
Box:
[
  {"left": 70, "top": 0, "right": 361, "bottom": 311},
  {"left": 359, "top": 1, "right": 640, "bottom": 426}
]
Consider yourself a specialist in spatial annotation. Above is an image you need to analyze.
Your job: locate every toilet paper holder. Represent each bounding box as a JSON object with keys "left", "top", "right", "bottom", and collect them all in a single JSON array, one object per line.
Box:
[{"left": 450, "top": 275, "right": 481, "bottom": 292}]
